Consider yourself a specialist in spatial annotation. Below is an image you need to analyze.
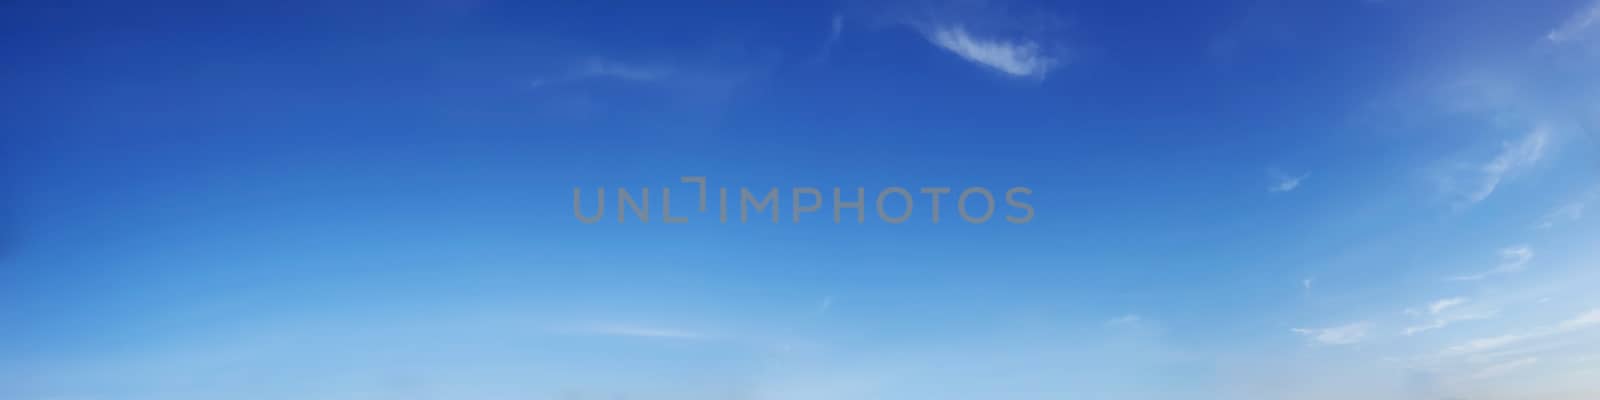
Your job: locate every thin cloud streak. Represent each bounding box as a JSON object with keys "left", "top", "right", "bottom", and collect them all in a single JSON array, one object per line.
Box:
[
  {"left": 1401, "top": 297, "right": 1494, "bottom": 336},
  {"left": 1537, "top": 188, "right": 1596, "bottom": 229},
  {"left": 1292, "top": 321, "right": 1373, "bottom": 345},
  {"left": 1269, "top": 170, "right": 1309, "bottom": 193},
  {"left": 1106, "top": 314, "right": 1142, "bottom": 326},
  {"left": 812, "top": 14, "right": 845, "bottom": 64},
  {"left": 1404, "top": 310, "right": 1496, "bottom": 336},
  {"left": 1538, "top": 201, "right": 1587, "bottom": 228},
  {"left": 531, "top": 58, "right": 670, "bottom": 88},
  {"left": 1461, "top": 128, "right": 1548, "bottom": 206},
  {"left": 1429, "top": 297, "right": 1469, "bottom": 315},
  {"left": 561, "top": 324, "right": 708, "bottom": 340},
  {"left": 1449, "top": 245, "right": 1533, "bottom": 281},
  {"left": 1473, "top": 357, "right": 1538, "bottom": 379},
  {"left": 826, "top": 15, "right": 844, "bottom": 51},
  {"left": 924, "top": 24, "right": 1057, "bottom": 78},
  {"left": 1547, "top": 0, "right": 1600, "bottom": 43},
  {"left": 1443, "top": 309, "right": 1600, "bottom": 356}
]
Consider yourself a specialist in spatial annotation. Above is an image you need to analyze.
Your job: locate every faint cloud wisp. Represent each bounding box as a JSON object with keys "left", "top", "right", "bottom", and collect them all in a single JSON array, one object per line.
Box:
[
  {"left": 1536, "top": 188, "right": 1596, "bottom": 229},
  {"left": 924, "top": 24, "right": 1057, "bottom": 78},
  {"left": 1401, "top": 297, "right": 1495, "bottom": 337},
  {"left": 1292, "top": 321, "right": 1374, "bottom": 345},
  {"left": 1453, "top": 128, "right": 1549, "bottom": 207},
  {"left": 560, "top": 323, "right": 708, "bottom": 340},
  {"left": 1268, "top": 169, "right": 1309, "bottom": 193},
  {"left": 1546, "top": 0, "right": 1600, "bottom": 43},
  {"left": 1442, "top": 309, "right": 1600, "bottom": 356},
  {"left": 1106, "top": 314, "right": 1143, "bottom": 326},
  {"left": 1448, "top": 245, "right": 1533, "bottom": 281},
  {"left": 530, "top": 58, "right": 670, "bottom": 88}
]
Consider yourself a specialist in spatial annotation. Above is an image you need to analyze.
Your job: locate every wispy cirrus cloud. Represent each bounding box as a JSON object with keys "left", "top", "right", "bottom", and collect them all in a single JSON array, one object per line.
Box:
[
  {"left": 1416, "top": 297, "right": 1469, "bottom": 316},
  {"left": 1268, "top": 169, "right": 1309, "bottom": 193},
  {"left": 1431, "top": 297, "right": 1469, "bottom": 314},
  {"left": 1537, "top": 201, "right": 1588, "bottom": 229},
  {"left": 525, "top": 53, "right": 770, "bottom": 120},
  {"left": 1536, "top": 188, "right": 1597, "bottom": 229},
  {"left": 1292, "top": 321, "right": 1373, "bottom": 345},
  {"left": 1438, "top": 128, "right": 1550, "bottom": 207},
  {"left": 1547, "top": 0, "right": 1600, "bottom": 43},
  {"left": 530, "top": 58, "right": 670, "bottom": 88},
  {"left": 1402, "top": 297, "right": 1495, "bottom": 336},
  {"left": 560, "top": 323, "right": 708, "bottom": 340},
  {"left": 923, "top": 24, "right": 1057, "bottom": 78},
  {"left": 1449, "top": 245, "right": 1533, "bottom": 281},
  {"left": 1106, "top": 314, "right": 1143, "bottom": 326},
  {"left": 1443, "top": 309, "right": 1600, "bottom": 356},
  {"left": 878, "top": 0, "right": 1067, "bottom": 79},
  {"left": 814, "top": 14, "right": 845, "bottom": 63},
  {"left": 1405, "top": 72, "right": 1561, "bottom": 210},
  {"left": 573, "top": 59, "right": 669, "bottom": 82},
  {"left": 1473, "top": 357, "right": 1539, "bottom": 379},
  {"left": 1403, "top": 313, "right": 1493, "bottom": 337},
  {"left": 830, "top": 14, "right": 844, "bottom": 42}
]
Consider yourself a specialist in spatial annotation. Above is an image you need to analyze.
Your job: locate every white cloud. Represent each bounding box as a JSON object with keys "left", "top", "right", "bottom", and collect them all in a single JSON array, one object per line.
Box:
[
  {"left": 526, "top": 56, "right": 764, "bottom": 118},
  {"left": 1429, "top": 297, "right": 1469, "bottom": 315},
  {"left": 574, "top": 59, "right": 668, "bottom": 82},
  {"left": 1473, "top": 357, "right": 1538, "bottom": 379},
  {"left": 1449, "top": 245, "right": 1533, "bottom": 281},
  {"left": 1402, "top": 319, "right": 1451, "bottom": 336},
  {"left": 832, "top": 14, "right": 844, "bottom": 41},
  {"left": 924, "top": 25, "right": 1057, "bottom": 78},
  {"left": 1292, "top": 321, "right": 1373, "bottom": 345},
  {"left": 1269, "top": 170, "right": 1310, "bottom": 193},
  {"left": 1106, "top": 314, "right": 1143, "bottom": 326},
  {"left": 1401, "top": 297, "right": 1496, "bottom": 336},
  {"left": 1538, "top": 201, "right": 1588, "bottom": 229},
  {"left": 1462, "top": 128, "right": 1549, "bottom": 205},
  {"left": 828, "top": 14, "right": 844, "bottom": 48},
  {"left": 1444, "top": 308, "right": 1600, "bottom": 356},
  {"left": 530, "top": 58, "right": 670, "bottom": 89},
  {"left": 1557, "top": 309, "right": 1600, "bottom": 330},
  {"left": 1537, "top": 189, "right": 1596, "bottom": 229},
  {"left": 819, "top": 295, "right": 835, "bottom": 314},
  {"left": 1547, "top": 0, "right": 1600, "bottom": 43},
  {"left": 563, "top": 324, "right": 707, "bottom": 340},
  {"left": 814, "top": 14, "right": 846, "bottom": 63},
  {"left": 1446, "top": 333, "right": 1526, "bottom": 355}
]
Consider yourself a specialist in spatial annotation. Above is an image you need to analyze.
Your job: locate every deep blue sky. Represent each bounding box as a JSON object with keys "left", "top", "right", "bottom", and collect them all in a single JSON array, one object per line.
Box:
[{"left": 3, "top": 1, "right": 1600, "bottom": 399}]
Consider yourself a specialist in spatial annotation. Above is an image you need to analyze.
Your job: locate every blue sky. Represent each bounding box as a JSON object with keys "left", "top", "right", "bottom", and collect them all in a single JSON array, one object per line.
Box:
[{"left": 3, "top": 0, "right": 1600, "bottom": 399}]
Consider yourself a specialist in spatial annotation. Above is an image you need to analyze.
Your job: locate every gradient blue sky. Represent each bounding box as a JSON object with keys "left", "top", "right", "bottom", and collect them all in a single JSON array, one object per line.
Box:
[{"left": 3, "top": 0, "right": 1600, "bottom": 399}]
